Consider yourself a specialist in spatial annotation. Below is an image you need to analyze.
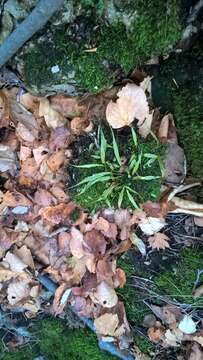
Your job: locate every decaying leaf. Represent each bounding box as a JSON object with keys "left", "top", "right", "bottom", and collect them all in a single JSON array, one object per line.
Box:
[
  {"left": 193, "top": 285, "right": 203, "bottom": 298},
  {"left": 147, "top": 326, "right": 165, "bottom": 343},
  {"left": 164, "top": 328, "right": 184, "bottom": 347},
  {"left": 39, "top": 202, "right": 76, "bottom": 224},
  {"left": 91, "top": 281, "right": 118, "bottom": 308},
  {"left": 139, "top": 216, "right": 166, "bottom": 235},
  {"left": 3, "top": 252, "right": 27, "bottom": 272},
  {"left": 94, "top": 313, "right": 119, "bottom": 336},
  {"left": 106, "top": 84, "right": 149, "bottom": 129},
  {"left": 7, "top": 280, "right": 30, "bottom": 305},
  {"left": 0, "top": 144, "right": 17, "bottom": 175},
  {"left": 148, "top": 232, "right": 170, "bottom": 250},
  {"left": 39, "top": 98, "right": 66, "bottom": 129}
]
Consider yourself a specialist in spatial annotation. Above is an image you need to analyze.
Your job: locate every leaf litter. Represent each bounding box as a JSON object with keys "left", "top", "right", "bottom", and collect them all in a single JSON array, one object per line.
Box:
[{"left": 0, "top": 78, "right": 202, "bottom": 359}]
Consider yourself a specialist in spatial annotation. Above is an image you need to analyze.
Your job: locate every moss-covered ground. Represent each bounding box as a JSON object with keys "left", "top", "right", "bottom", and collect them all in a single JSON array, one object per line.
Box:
[
  {"left": 0, "top": 319, "right": 117, "bottom": 360},
  {"left": 23, "top": 0, "right": 181, "bottom": 93}
]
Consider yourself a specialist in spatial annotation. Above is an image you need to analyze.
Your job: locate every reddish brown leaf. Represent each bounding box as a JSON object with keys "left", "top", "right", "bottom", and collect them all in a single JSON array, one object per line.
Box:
[
  {"left": 46, "top": 150, "right": 65, "bottom": 172},
  {"left": 39, "top": 202, "right": 76, "bottom": 224},
  {"left": 84, "top": 230, "right": 107, "bottom": 256},
  {"left": 3, "top": 191, "right": 32, "bottom": 207}
]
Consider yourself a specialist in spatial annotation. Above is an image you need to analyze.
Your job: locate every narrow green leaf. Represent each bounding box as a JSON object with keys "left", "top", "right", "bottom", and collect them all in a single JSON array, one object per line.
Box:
[
  {"left": 78, "top": 175, "right": 113, "bottom": 195},
  {"left": 73, "top": 163, "right": 104, "bottom": 169},
  {"left": 134, "top": 175, "right": 160, "bottom": 181},
  {"left": 74, "top": 172, "right": 112, "bottom": 187},
  {"left": 126, "top": 189, "right": 139, "bottom": 209},
  {"left": 100, "top": 129, "right": 107, "bottom": 164},
  {"left": 131, "top": 128, "right": 138, "bottom": 147},
  {"left": 143, "top": 153, "right": 158, "bottom": 159},
  {"left": 98, "top": 184, "right": 116, "bottom": 201},
  {"left": 118, "top": 187, "right": 125, "bottom": 208},
  {"left": 111, "top": 129, "right": 121, "bottom": 166},
  {"left": 132, "top": 152, "right": 142, "bottom": 175}
]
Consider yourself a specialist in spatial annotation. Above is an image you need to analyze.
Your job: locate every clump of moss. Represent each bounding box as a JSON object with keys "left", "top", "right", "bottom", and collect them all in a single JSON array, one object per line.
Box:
[
  {"left": 23, "top": 0, "right": 182, "bottom": 93},
  {"left": 70, "top": 129, "right": 165, "bottom": 212},
  {"left": 0, "top": 319, "right": 117, "bottom": 360},
  {"left": 154, "top": 247, "right": 203, "bottom": 306}
]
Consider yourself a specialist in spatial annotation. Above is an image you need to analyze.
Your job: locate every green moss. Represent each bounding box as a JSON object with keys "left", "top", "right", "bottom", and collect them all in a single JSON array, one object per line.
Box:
[
  {"left": 154, "top": 248, "right": 203, "bottom": 306},
  {"left": 0, "top": 319, "right": 117, "bottom": 360},
  {"left": 23, "top": 0, "right": 182, "bottom": 93},
  {"left": 151, "top": 56, "right": 203, "bottom": 179},
  {"left": 70, "top": 131, "right": 166, "bottom": 213}
]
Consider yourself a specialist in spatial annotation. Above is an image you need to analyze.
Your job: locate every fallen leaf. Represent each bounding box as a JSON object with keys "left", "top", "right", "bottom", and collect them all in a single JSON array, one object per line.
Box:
[
  {"left": 52, "top": 282, "right": 68, "bottom": 314},
  {"left": 39, "top": 202, "right": 76, "bottom": 224},
  {"left": 164, "top": 328, "right": 183, "bottom": 347},
  {"left": 70, "top": 117, "right": 92, "bottom": 134},
  {"left": 33, "top": 145, "right": 49, "bottom": 166},
  {"left": 193, "top": 336, "right": 203, "bottom": 347},
  {"left": 15, "top": 246, "right": 35, "bottom": 269},
  {"left": 46, "top": 150, "right": 65, "bottom": 172},
  {"left": 34, "top": 189, "right": 57, "bottom": 207},
  {"left": 178, "top": 315, "right": 197, "bottom": 334},
  {"left": 49, "top": 94, "right": 85, "bottom": 118},
  {"left": 84, "top": 230, "right": 107, "bottom": 256},
  {"left": 106, "top": 84, "right": 149, "bottom": 129},
  {"left": 147, "top": 326, "right": 164, "bottom": 343},
  {"left": 3, "top": 252, "right": 27, "bottom": 272},
  {"left": 49, "top": 126, "right": 71, "bottom": 151},
  {"left": 0, "top": 144, "right": 17, "bottom": 175},
  {"left": 7, "top": 280, "right": 30, "bottom": 305},
  {"left": 139, "top": 217, "right": 166, "bottom": 235},
  {"left": 164, "top": 144, "right": 186, "bottom": 185},
  {"left": 193, "top": 285, "right": 203, "bottom": 298},
  {"left": 148, "top": 233, "right": 170, "bottom": 250},
  {"left": 16, "top": 122, "right": 35, "bottom": 142},
  {"left": 158, "top": 113, "right": 177, "bottom": 144},
  {"left": 69, "top": 227, "right": 85, "bottom": 259},
  {"left": 188, "top": 344, "right": 203, "bottom": 360},
  {"left": 194, "top": 217, "right": 203, "bottom": 227},
  {"left": 0, "top": 90, "right": 10, "bottom": 127},
  {"left": 130, "top": 233, "right": 146, "bottom": 255},
  {"left": 94, "top": 313, "right": 119, "bottom": 336},
  {"left": 19, "top": 145, "right": 32, "bottom": 162},
  {"left": 39, "top": 98, "right": 66, "bottom": 129},
  {"left": 20, "top": 92, "right": 39, "bottom": 113},
  {"left": 91, "top": 281, "right": 118, "bottom": 308},
  {"left": 0, "top": 267, "right": 16, "bottom": 282},
  {"left": 138, "top": 111, "right": 153, "bottom": 138},
  {"left": 3, "top": 191, "right": 32, "bottom": 207}
]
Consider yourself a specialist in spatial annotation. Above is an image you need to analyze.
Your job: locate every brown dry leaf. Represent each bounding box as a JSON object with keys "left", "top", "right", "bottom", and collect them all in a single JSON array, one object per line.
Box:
[
  {"left": 49, "top": 94, "right": 85, "bottom": 118},
  {"left": 188, "top": 344, "right": 203, "bottom": 360},
  {"left": 18, "top": 158, "right": 41, "bottom": 187},
  {"left": 69, "top": 227, "right": 85, "bottom": 259},
  {"left": 16, "top": 122, "right": 35, "bottom": 142},
  {"left": 70, "top": 117, "right": 93, "bottom": 134},
  {"left": 84, "top": 230, "right": 107, "bottom": 256},
  {"left": 3, "top": 252, "right": 27, "bottom": 272},
  {"left": 50, "top": 185, "right": 69, "bottom": 203},
  {"left": 14, "top": 246, "right": 35, "bottom": 269},
  {"left": 52, "top": 282, "right": 68, "bottom": 314},
  {"left": 147, "top": 326, "right": 165, "bottom": 343},
  {"left": 194, "top": 217, "right": 203, "bottom": 227},
  {"left": 193, "top": 285, "right": 203, "bottom": 298},
  {"left": 39, "top": 97, "right": 66, "bottom": 129},
  {"left": 3, "top": 191, "right": 32, "bottom": 207},
  {"left": 170, "top": 197, "right": 203, "bottom": 217},
  {"left": 0, "top": 267, "right": 16, "bottom": 282},
  {"left": 7, "top": 280, "right": 30, "bottom": 305},
  {"left": 19, "top": 145, "right": 32, "bottom": 162},
  {"left": 94, "top": 313, "right": 119, "bottom": 336},
  {"left": 164, "top": 143, "right": 186, "bottom": 186},
  {"left": 33, "top": 145, "right": 49, "bottom": 166},
  {"left": 34, "top": 188, "right": 57, "bottom": 207},
  {"left": 20, "top": 93, "right": 39, "bottom": 113},
  {"left": 193, "top": 336, "right": 203, "bottom": 347},
  {"left": 114, "top": 268, "right": 126, "bottom": 288},
  {"left": 148, "top": 232, "right": 170, "bottom": 250},
  {"left": 0, "top": 144, "right": 17, "bottom": 175},
  {"left": 39, "top": 202, "right": 76, "bottom": 224},
  {"left": 106, "top": 84, "right": 149, "bottom": 129},
  {"left": 158, "top": 113, "right": 177, "bottom": 144},
  {"left": 46, "top": 150, "right": 65, "bottom": 172},
  {"left": 164, "top": 328, "right": 183, "bottom": 347},
  {"left": 5, "top": 88, "right": 38, "bottom": 137},
  {"left": 138, "top": 111, "right": 153, "bottom": 138},
  {"left": 91, "top": 281, "right": 118, "bottom": 308},
  {"left": 0, "top": 90, "right": 10, "bottom": 127},
  {"left": 49, "top": 126, "right": 71, "bottom": 151}
]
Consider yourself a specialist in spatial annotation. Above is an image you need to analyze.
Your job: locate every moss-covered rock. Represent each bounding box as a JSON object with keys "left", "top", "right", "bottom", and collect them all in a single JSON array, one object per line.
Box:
[{"left": 16, "top": 0, "right": 182, "bottom": 95}]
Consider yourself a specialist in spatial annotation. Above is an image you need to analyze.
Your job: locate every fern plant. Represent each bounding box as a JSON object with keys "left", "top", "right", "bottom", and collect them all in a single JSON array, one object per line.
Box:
[{"left": 70, "top": 127, "right": 164, "bottom": 211}]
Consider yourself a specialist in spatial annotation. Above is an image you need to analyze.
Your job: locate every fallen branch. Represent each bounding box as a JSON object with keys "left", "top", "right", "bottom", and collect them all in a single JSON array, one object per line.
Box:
[{"left": 0, "top": 0, "right": 64, "bottom": 68}]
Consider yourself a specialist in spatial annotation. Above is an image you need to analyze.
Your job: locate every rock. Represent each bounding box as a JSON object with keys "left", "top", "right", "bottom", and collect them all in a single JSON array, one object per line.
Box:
[{"left": 8, "top": 0, "right": 182, "bottom": 95}]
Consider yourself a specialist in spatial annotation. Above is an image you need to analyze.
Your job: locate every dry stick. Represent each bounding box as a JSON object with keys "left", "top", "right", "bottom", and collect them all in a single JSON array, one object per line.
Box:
[{"left": 0, "top": 0, "right": 64, "bottom": 68}]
